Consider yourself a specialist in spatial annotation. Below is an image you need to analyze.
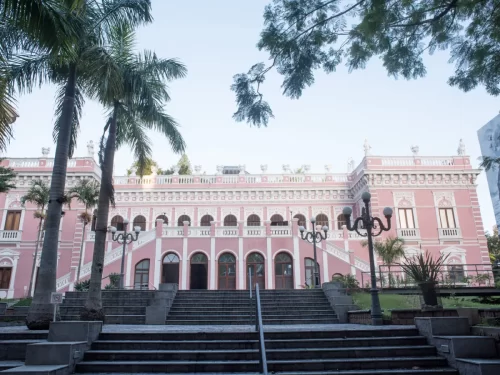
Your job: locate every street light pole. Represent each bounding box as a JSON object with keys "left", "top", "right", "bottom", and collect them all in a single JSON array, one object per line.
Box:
[
  {"left": 343, "top": 192, "right": 393, "bottom": 325},
  {"left": 299, "top": 218, "right": 328, "bottom": 288},
  {"left": 109, "top": 219, "right": 141, "bottom": 289}
]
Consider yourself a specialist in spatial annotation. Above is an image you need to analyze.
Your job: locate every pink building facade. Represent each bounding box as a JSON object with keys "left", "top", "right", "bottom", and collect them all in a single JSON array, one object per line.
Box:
[{"left": 0, "top": 146, "right": 490, "bottom": 298}]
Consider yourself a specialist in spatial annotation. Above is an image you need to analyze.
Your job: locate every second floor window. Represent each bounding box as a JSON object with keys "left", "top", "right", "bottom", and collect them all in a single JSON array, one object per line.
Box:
[
  {"left": 398, "top": 208, "right": 415, "bottom": 229},
  {"left": 4, "top": 211, "right": 21, "bottom": 231},
  {"left": 439, "top": 208, "right": 456, "bottom": 228}
]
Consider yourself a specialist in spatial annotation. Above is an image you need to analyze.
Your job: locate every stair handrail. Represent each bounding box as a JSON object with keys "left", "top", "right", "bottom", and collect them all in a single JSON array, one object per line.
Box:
[{"left": 254, "top": 283, "right": 268, "bottom": 375}]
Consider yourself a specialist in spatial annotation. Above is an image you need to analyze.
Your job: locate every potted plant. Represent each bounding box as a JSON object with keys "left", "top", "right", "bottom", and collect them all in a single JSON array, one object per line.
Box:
[{"left": 399, "top": 252, "right": 449, "bottom": 310}]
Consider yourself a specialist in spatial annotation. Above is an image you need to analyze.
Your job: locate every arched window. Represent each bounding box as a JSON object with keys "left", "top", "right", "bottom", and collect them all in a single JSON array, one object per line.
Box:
[
  {"left": 316, "top": 214, "right": 329, "bottom": 228},
  {"left": 110, "top": 215, "right": 124, "bottom": 231},
  {"left": 224, "top": 214, "right": 238, "bottom": 227},
  {"left": 294, "top": 214, "right": 306, "bottom": 228},
  {"left": 177, "top": 215, "right": 191, "bottom": 226},
  {"left": 134, "top": 259, "right": 150, "bottom": 290},
  {"left": 91, "top": 209, "right": 97, "bottom": 231},
  {"left": 133, "top": 215, "right": 147, "bottom": 231},
  {"left": 337, "top": 214, "right": 347, "bottom": 230},
  {"left": 304, "top": 257, "right": 321, "bottom": 287},
  {"left": 200, "top": 214, "right": 214, "bottom": 227},
  {"left": 155, "top": 215, "right": 168, "bottom": 227},
  {"left": 247, "top": 214, "right": 261, "bottom": 227},
  {"left": 218, "top": 253, "right": 236, "bottom": 290},
  {"left": 270, "top": 214, "right": 285, "bottom": 226}
]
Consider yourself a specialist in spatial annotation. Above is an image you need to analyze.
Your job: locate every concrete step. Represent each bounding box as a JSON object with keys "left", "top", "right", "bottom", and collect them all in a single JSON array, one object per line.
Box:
[
  {"left": 0, "top": 361, "right": 24, "bottom": 371},
  {"left": 165, "top": 318, "right": 339, "bottom": 325},
  {"left": 84, "top": 349, "right": 260, "bottom": 361},
  {"left": 265, "top": 336, "right": 428, "bottom": 349},
  {"left": 267, "top": 357, "right": 450, "bottom": 372},
  {"left": 61, "top": 298, "right": 154, "bottom": 306},
  {"left": 64, "top": 291, "right": 157, "bottom": 299},
  {"left": 76, "top": 360, "right": 260, "bottom": 373},
  {"left": 456, "top": 358, "right": 500, "bottom": 375},
  {"left": 92, "top": 340, "right": 259, "bottom": 351},
  {"left": 61, "top": 315, "right": 145, "bottom": 324},
  {"left": 0, "top": 340, "right": 47, "bottom": 360},
  {"left": 1, "top": 364, "right": 70, "bottom": 375},
  {"left": 75, "top": 370, "right": 457, "bottom": 375},
  {"left": 166, "top": 314, "right": 251, "bottom": 321},
  {"left": 0, "top": 333, "right": 47, "bottom": 341},
  {"left": 59, "top": 306, "right": 146, "bottom": 315},
  {"left": 98, "top": 332, "right": 259, "bottom": 341}
]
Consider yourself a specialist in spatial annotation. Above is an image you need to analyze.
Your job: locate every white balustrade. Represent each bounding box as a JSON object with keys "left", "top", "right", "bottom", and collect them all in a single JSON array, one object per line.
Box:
[
  {"left": 162, "top": 227, "right": 184, "bottom": 237},
  {"left": 0, "top": 230, "right": 22, "bottom": 242},
  {"left": 325, "top": 243, "right": 350, "bottom": 262},
  {"left": 348, "top": 229, "right": 367, "bottom": 239},
  {"left": 87, "top": 231, "right": 96, "bottom": 241},
  {"left": 9, "top": 159, "right": 41, "bottom": 167},
  {"left": 326, "top": 230, "right": 344, "bottom": 240},
  {"left": 354, "top": 257, "right": 370, "bottom": 272},
  {"left": 397, "top": 228, "right": 420, "bottom": 239},
  {"left": 438, "top": 227, "right": 462, "bottom": 239},
  {"left": 244, "top": 227, "right": 265, "bottom": 237},
  {"left": 190, "top": 227, "right": 211, "bottom": 237},
  {"left": 215, "top": 227, "right": 238, "bottom": 237},
  {"left": 56, "top": 272, "right": 71, "bottom": 290},
  {"left": 381, "top": 158, "right": 415, "bottom": 166},
  {"left": 270, "top": 227, "right": 291, "bottom": 236},
  {"left": 133, "top": 229, "right": 156, "bottom": 249},
  {"left": 421, "top": 158, "right": 455, "bottom": 166}
]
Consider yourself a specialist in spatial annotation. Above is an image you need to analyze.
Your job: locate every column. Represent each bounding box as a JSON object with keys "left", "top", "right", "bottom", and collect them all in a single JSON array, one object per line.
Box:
[
  {"left": 8, "top": 256, "right": 19, "bottom": 299},
  {"left": 154, "top": 238, "right": 161, "bottom": 287},
  {"left": 293, "top": 234, "right": 301, "bottom": 289},
  {"left": 125, "top": 248, "right": 132, "bottom": 287},
  {"left": 181, "top": 237, "right": 188, "bottom": 289},
  {"left": 266, "top": 237, "right": 273, "bottom": 289},
  {"left": 238, "top": 237, "right": 244, "bottom": 289},
  {"left": 210, "top": 237, "right": 216, "bottom": 289},
  {"left": 322, "top": 251, "right": 329, "bottom": 286}
]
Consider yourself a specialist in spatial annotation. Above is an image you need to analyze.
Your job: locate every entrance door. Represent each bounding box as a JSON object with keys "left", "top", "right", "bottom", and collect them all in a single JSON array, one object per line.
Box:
[
  {"left": 247, "top": 252, "right": 265, "bottom": 290},
  {"left": 190, "top": 253, "right": 208, "bottom": 289},
  {"left": 275, "top": 252, "right": 294, "bottom": 289},
  {"left": 162, "top": 253, "right": 180, "bottom": 284},
  {"left": 218, "top": 253, "right": 236, "bottom": 290},
  {"left": 304, "top": 258, "right": 320, "bottom": 287}
]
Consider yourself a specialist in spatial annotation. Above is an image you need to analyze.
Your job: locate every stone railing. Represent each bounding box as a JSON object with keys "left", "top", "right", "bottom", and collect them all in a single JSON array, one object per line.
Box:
[
  {"left": 189, "top": 227, "right": 211, "bottom": 237},
  {"left": 112, "top": 173, "right": 350, "bottom": 186},
  {"left": 380, "top": 157, "right": 456, "bottom": 167},
  {"left": 56, "top": 272, "right": 72, "bottom": 291},
  {"left": 438, "top": 227, "right": 462, "bottom": 239},
  {"left": 397, "top": 228, "right": 420, "bottom": 239},
  {"left": 0, "top": 230, "right": 22, "bottom": 242},
  {"left": 133, "top": 229, "right": 156, "bottom": 249},
  {"left": 215, "top": 227, "right": 238, "bottom": 237},
  {"left": 9, "top": 158, "right": 78, "bottom": 168},
  {"left": 244, "top": 227, "right": 265, "bottom": 237}
]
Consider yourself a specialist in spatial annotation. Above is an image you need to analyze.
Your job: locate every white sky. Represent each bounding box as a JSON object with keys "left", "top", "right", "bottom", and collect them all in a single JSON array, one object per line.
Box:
[{"left": 5, "top": 0, "right": 500, "bottom": 231}]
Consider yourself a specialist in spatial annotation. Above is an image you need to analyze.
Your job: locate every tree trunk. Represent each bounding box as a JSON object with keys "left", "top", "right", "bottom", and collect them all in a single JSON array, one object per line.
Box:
[
  {"left": 76, "top": 220, "right": 87, "bottom": 282},
  {"left": 27, "top": 217, "right": 43, "bottom": 298},
  {"left": 26, "top": 64, "right": 77, "bottom": 330},
  {"left": 81, "top": 105, "right": 118, "bottom": 321}
]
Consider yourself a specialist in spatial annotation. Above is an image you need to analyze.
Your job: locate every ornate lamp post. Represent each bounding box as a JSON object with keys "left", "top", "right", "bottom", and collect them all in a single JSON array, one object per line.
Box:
[
  {"left": 342, "top": 192, "right": 393, "bottom": 325},
  {"left": 109, "top": 218, "right": 141, "bottom": 289},
  {"left": 299, "top": 218, "right": 328, "bottom": 288}
]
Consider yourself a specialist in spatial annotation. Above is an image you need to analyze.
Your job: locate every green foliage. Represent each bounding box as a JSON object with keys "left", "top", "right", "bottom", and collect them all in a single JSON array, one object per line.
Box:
[
  {"left": 104, "top": 273, "right": 120, "bottom": 289},
  {"left": 332, "top": 273, "right": 360, "bottom": 289},
  {"left": 233, "top": 0, "right": 500, "bottom": 126},
  {"left": 20, "top": 179, "right": 50, "bottom": 213},
  {"left": 486, "top": 227, "right": 500, "bottom": 263},
  {"left": 0, "top": 160, "right": 16, "bottom": 193},
  {"left": 399, "top": 251, "right": 449, "bottom": 283},
  {"left": 12, "top": 298, "right": 32, "bottom": 307},
  {"left": 67, "top": 179, "right": 100, "bottom": 211},
  {"left": 74, "top": 280, "right": 90, "bottom": 291},
  {"left": 162, "top": 154, "right": 192, "bottom": 175},
  {"left": 127, "top": 158, "right": 160, "bottom": 176}
]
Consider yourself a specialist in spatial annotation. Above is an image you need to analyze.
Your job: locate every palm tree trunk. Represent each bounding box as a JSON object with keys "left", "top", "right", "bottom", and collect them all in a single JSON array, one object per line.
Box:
[
  {"left": 81, "top": 105, "right": 118, "bottom": 321},
  {"left": 26, "top": 64, "right": 77, "bottom": 330},
  {"left": 27, "top": 217, "right": 43, "bottom": 298},
  {"left": 76, "top": 221, "right": 87, "bottom": 282}
]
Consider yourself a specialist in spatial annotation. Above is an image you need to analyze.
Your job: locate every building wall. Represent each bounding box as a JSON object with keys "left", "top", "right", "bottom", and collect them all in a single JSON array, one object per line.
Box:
[{"left": 0, "top": 151, "right": 490, "bottom": 298}]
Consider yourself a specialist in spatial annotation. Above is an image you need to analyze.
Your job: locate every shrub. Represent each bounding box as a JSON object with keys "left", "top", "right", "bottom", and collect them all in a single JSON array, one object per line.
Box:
[
  {"left": 74, "top": 280, "right": 90, "bottom": 291},
  {"left": 12, "top": 298, "right": 32, "bottom": 307},
  {"left": 332, "top": 274, "right": 360, "bottom": 290}
]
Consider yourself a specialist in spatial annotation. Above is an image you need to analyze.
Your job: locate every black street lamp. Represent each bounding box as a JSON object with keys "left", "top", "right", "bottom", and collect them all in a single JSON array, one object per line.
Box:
[
  {"left": 299, "top": 218, "right": 328, "bottom": 288},
  {"left": 343, "top": 192, "right": 393, "bottom": 325},
  {"left": 109, "top": 219, "right": 141, "bottom": 289}
]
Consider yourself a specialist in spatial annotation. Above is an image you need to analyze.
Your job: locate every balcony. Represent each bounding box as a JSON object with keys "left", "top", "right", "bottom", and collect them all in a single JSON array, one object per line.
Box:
[
  {"left": 0, "top": 230, "right": 21, "bottom": 242},
  {"left": 438, "top": 227, "right": 462, "bottom": 240},
  {"left": 397, "top": 228, "right": 420, "bottom": 240}
]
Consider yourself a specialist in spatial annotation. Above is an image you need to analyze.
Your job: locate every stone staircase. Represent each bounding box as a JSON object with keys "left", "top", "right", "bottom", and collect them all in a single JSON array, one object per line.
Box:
[
  {"left": 75, "top": 326, "right": 457, "bottom": 374},
  {"left": 0, "top": 330, "right": 48, "bottom": 371},
  {"left": 60, "top": 290, "right": 158, "bottom": 324},
  {"left": 166, "top": 289, "right": 338, "bottom": 325}
]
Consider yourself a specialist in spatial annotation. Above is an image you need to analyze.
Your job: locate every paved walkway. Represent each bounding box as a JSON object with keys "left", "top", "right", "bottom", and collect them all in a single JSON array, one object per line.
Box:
[{"left": 0, "top": 323, "right": 415, "bottom": 334}]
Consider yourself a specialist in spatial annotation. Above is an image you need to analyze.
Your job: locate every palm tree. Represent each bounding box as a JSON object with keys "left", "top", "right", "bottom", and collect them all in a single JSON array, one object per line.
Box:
[
  {"left": 362, "top": 236, "right": 405, "bottom": 287},
  {"left": 81, "top": 25, "right": 186, "bottom": 320},
  {"left": 5, "top": 0, "right": 153, "bottom": 330},
  {"left": 20, "top": 179, "right": 50, "bottom": 298},
  {"left": 481, "top": 157, "right": 500, "bottom": 211},
  {"left": 67, "top": 179, "right": 100, "bottom": 282},
  {"left": 0, "top": 160, "right": 16, "bottom": 193}
]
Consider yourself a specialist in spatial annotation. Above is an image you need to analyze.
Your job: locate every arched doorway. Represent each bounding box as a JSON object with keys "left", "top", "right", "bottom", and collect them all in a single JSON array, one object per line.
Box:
[
  {"left": 155, "top": 215, "right": 168, "bottom": 227},
  {"left": 270, "top": 214, "right": 285, "bottom": 226},
  {"left": 218, "top": 253, "right": 236, "bottom": 290},
  {"left": 110, "top": 215, "right": 124, "bottom": 231},
  {"left": 247, "top": 214, "right": 261, "bottom": 226},
  {"left": 294, "top": 214, "right": 306, "bottom": 228},
  {"left": 223, "top": 214, "right": 237, "bottom": 226},
  {"left": 134, "top": 259, "right": 150, "bottom": 289},
  {"left": 133, "top": 215, "right": 147, "bottom": 231},
  {"left": 315, "top": 214, "right": 329, "bottom": 228},
  {"left": 275, "top": 252, "right": 294, "bottom": 289},
  {"left": 178, "top": 215, "right": 191, "bottom": 226},
  {"left": 200, "top": 214, "right": 213, "bottom": 226},
  {"left": 337, "top": 214, "right": 347, "bottom": 229},
  {"left": 304, "top": 257, "right": 321, "bottom": 288},
  {"left": 190, "top": 252, "right": 208, "bottom": 289},
  {"left": 247, "top": 252, "right": 265, "bottom": 290},
  {"left": 162, "top": 253, "right": 179, "bottom": 284}
]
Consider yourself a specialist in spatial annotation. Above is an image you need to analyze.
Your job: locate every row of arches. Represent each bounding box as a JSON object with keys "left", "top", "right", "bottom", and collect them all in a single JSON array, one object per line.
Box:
[
  {"left": 111, "top": 213, "right": 349, "bottom": 230},
  {"left": 134, "top": 252, "right": 319, "bottom": 290}
]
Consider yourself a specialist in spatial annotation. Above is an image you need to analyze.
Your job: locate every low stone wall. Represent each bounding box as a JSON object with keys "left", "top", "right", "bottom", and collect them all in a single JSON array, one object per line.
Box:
[
  {"left": 478, "top": 308, "right": 500, "bottom": 319},
  {"left": 347, "top": 310, "right": 371, "bottom": 325},
  {"left": 390, "top": 309, "right": 458, "bottom": 325},
  {"left": 471, "top": 326, "right": 500, "bottom": 355}
]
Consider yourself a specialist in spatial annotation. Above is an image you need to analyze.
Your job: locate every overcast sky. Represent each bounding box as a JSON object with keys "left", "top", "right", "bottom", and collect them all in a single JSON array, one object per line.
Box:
[{"left": 5, "top": 0, "right": 500, "bottom": 230}]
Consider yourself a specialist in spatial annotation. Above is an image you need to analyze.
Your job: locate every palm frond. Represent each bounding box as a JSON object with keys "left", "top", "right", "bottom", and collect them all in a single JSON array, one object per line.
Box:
[
  {"left": 20, "top": 179, "right": 50, "bottom": 209},
  {"left": 138, "top": 51, "right": 187, "bottom": 81},
  {"left": 67, "top": 179, "right": 100, "bottom": 209},
  {"left": 480, "top": 156, "right": 500, "bottom": 171},
  {"left": 52, "top": 82, "right": 84, "bottom": 158},
  {"left": 7, "top": 53, "right": 54, "bottom": 94},
  {"left": 0, "top": 79, "right": 16, "bottom": 151},
  {"left": 0, "top": 160, "right": 16, "bottom": 193}
]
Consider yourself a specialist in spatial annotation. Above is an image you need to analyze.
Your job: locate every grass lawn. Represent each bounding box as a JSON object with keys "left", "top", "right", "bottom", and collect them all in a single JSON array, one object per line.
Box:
[{"left": 352, "top": 292, "right": 500, "bottom": 312}]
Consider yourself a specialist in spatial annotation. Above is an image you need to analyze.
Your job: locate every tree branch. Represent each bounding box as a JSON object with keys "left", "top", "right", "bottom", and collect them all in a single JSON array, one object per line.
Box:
[{"left": 390, "top": 0, "right": 458, "bottom": 28}]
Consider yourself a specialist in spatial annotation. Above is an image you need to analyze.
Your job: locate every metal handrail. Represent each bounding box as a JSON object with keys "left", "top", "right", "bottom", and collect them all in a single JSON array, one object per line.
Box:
[{"left": 254, "top": 284, "right": 268, "bottom": 375}]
